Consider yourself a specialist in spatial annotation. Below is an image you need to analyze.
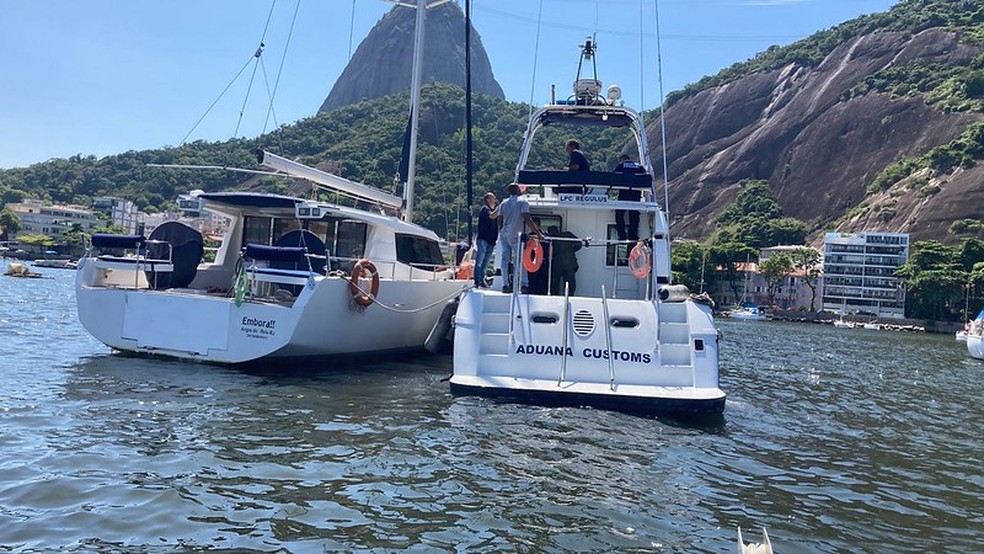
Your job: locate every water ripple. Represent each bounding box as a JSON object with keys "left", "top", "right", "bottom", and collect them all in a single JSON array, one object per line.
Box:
[{"left": 0, "top": 274, "right": 981, "bottom": 551}]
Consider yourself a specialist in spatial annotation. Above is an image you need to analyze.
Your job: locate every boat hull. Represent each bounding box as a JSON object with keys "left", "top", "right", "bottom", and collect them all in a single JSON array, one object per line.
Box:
[
  {"left": 450, "top": 290, "right": 725, "bottom": 415},
  {"left": 76, "top": 258, "right": 465, "bottom": 364},
  {"left": 968, "top": 334, "right": 984, "bottom": 360},
  {"left": 449, "top": 377, "right": 726, "bottom": 415}
]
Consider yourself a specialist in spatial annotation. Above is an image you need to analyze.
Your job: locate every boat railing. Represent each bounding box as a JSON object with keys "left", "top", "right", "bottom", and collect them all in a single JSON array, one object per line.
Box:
[
  {"left": 326, "top": 255, "right": 458, "bottom": 282},
  {"left": 88, "top": 233, "right": 174, "bottom": 289},
  {"left": 242, "top": 244, "right": 319, "bottom": 292},
  {"left": 525, "top": 234, "right": 653, "bottom": 298}
]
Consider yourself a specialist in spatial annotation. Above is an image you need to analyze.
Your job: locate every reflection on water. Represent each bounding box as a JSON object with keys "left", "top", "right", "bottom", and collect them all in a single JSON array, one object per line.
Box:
[{"left": 0, "top": 271, "right": 981, "bottom": 551}]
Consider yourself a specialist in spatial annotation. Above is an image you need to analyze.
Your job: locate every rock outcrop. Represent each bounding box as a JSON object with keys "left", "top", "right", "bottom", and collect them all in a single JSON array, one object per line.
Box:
[
  {"left": 652, "top": 27, "right": 984, "bottom": 243},
  {"left": 319, "top": 2, "right": 504, "bottom": 113}
]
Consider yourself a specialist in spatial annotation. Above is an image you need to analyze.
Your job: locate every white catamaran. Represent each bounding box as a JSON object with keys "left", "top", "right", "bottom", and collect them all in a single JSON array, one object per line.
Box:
[{"left": 449, "top": 38, "right": 725, "bottom": 414}]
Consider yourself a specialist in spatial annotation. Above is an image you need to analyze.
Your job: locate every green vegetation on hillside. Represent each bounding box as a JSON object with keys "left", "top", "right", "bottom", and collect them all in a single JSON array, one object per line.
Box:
[
  {"left": 0, "top": 84, "right": 638, "bottom": 242},
  {"left": 898, "top": 238, "right": 984, "bottom": 320},
  {"left": 667, "top": 0, "right": 984, "bottom": 107}
]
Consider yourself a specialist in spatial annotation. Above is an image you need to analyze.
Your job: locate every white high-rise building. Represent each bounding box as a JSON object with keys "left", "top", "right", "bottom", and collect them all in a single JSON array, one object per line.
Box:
[
  {"left": 821, "top": 232, "right": 909, "bottom": 319},
  {"left": 92, "top": 197, "right": 139, "bottom": 234}
]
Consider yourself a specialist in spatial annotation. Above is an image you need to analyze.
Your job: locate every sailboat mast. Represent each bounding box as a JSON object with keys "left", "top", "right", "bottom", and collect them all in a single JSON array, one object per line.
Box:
[
  {"left": 404, "top": 0, "right": 427, "bottom": 223},
  {"left": 465, "top": 0, "right": 473, "bottom": 244}
]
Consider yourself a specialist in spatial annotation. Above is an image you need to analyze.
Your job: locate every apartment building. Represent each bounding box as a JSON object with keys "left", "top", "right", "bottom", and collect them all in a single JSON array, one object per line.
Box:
[
  {"left": 92, "top": 197, "right": 139, "bottom": 234},
  {"left": 821, "top": 231, "right": 909, "bottom": 319},
  {"left": 6, "top": 200, "right": 101, "bottom": 239}
]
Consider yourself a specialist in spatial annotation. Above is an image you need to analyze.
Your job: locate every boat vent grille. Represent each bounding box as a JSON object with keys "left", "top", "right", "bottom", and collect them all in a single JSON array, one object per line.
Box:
[{"left": 572, "top": 309, "right": 595, "bottom": 337}]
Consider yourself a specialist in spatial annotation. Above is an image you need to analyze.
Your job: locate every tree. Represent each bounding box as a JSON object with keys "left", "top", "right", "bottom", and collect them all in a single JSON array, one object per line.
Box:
[
  {"left": 0, "top": 207, "right": 20, "bottom": 240},
  {"left": 789, "top": 247, "right": 822, "bottom": 311},
  {"left": 17, "top": 233, "right": 55, "bottom": 251},
  {"left": 716, "top": 180, "right": 782, "bottom": 226},
  {"left": 709, "top": 241, "right": 758, "bottom": 305},
  {"left": 60, "top": 223, "right": 88, "bottom": 252},
  {"left": 896, "top": 240, "right": 968, "bottom": 320},
  {"left": 759, "top": 253, "right": 794, "bottom": 307},
  {"left": 671, "top": 240, "right": 714, "bottom": 292}
]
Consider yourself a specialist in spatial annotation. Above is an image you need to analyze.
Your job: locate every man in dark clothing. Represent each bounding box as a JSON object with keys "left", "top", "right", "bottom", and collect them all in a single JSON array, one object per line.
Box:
[
  {"left": 547, "top": 225, "right": 582, "bottom": 295},
  {"left": 613, "top": 154, "right": 644, "bottom": 241},
  {"left": 556, "top": 139, "right": 591, "bottom": 195},
  {"left": 566, "top": 139, "right": 590, "bottom": 172},
  {"left": 474, "top": 192, "right": 498, "bottom": 287}
]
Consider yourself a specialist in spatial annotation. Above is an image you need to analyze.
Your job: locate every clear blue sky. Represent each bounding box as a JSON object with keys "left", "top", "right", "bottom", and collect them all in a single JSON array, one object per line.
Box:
[{"left": 0, "top": 0, "right": 897, "bottom": 169}]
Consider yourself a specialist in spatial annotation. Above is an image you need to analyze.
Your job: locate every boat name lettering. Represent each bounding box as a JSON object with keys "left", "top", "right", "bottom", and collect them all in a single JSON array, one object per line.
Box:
[
  {"left": 242, "top": 317, "right": 276, "bottom": 329},
  {"left": 582, "top": 348, "right": 651, "bottom": 364},
  {"left": 557, "top": 194, "right": 609, "bottom": 204},
  {"left": 515, "top": 344, "right": 574, "bottom": 357},
  {"left": 514, "top": 344, "right": 651, "bottom": 364}
]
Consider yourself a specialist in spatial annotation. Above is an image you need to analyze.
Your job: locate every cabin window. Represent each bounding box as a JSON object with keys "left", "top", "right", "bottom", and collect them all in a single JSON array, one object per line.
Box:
[
  {"left": 243, "top": 216, "right": 273, "bottom": 248},
  {"left": 395, "top": 234, "right": 445, "bottom": 267},
  {"left": 530, "top": 215, "right": 562, "bottom": 236},
  {"left": 273, "top": 218, "right": 302, "bottom": 240},
  {"left": 335, "top": 220, "right": 368, "bottom": 262}
]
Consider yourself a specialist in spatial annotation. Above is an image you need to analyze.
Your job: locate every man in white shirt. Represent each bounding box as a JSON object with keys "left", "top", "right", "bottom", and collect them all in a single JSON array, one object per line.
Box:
[{"left": 491, "top": 183, "right": 543, "bottom": 293}]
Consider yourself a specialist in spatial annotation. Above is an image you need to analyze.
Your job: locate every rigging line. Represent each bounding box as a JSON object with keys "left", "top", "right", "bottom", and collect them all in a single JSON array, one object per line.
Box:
[
  {"left": 594, "top": 0, "right": 599, "bottom": 37},
  {"left": 526, "top": 0, "right": 545, "bottom": 119},
  {"left": 258, "top": 58, "right": 280, "bottom": 136},
  {"left": 263, "top": 0, "right": 302, "bottom": 146},
  {"left": 639, "top": 0, "right": 645, "bottom": 113},
  {"left": 233, "top": 0, "right": 277, "bottom": 139},
  {"left": 259, "top": 0, "right": 278, "bottom": 43},
  {"left": 233, "top": 46, "right": 265, "bottom": 139},
  {"left": 654, "top": 0, "right": 670, "bottom": 222},
  {"left": 348, "top": 0, "right": 357, "bottom": 60},
  {"left": 180, "top": 55, "right": 255, "bottom": 145},
  {"left": 476, "top": 5, "right": 803, "bottom": 42}
]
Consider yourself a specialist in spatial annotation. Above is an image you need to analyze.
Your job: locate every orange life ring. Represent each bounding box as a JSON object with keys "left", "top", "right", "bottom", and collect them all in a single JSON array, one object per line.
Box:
[
  {"left": 628, "top": 242, "right": 651, "bottom": 279},
  {"left": 349, "top": 259, "right": 380, "bottom": 307},
  {"left": 522, "top": 239, "right": 544, "bottom": 273},
  {"left": 456, "top": 260, "right": 475, "bottom": 280}
]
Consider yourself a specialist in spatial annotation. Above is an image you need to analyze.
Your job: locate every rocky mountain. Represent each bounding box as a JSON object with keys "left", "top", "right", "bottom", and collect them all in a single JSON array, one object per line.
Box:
[
  {"left": 652, "top": 0, "right": 984, "bottom": 244},
  {"left": 319, "top": 2, "right": 504, "bottom": 113}
]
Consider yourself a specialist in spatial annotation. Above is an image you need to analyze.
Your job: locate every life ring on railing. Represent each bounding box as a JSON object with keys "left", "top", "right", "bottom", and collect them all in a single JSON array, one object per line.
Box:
[
  {"left": 349, "top": 259, "right": 380, "bottom": 307},
  {"left": 455, "top": 260, "right": 475, "bottom": 280},
  {"left": 628, "top": 242, "right": 651, "bottom": 279},
  {"left": 522, "top": 239, "right": 544, "bottom": 273}
]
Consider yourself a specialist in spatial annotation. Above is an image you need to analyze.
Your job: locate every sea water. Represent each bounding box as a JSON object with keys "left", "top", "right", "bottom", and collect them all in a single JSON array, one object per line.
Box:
[{"left": 0, "top": 266, "right": 981, "bottom": 552}]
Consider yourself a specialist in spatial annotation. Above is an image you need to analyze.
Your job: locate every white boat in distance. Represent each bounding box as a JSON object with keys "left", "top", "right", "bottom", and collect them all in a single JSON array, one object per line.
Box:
[
  {"left": 728, "top": 306, "right": 767, "bottom": 321},
  {"left": 76, "top": 152, "right": 468, "bottom": 364},
  {"left": 966, "top": 311, "right": 984, "bottom": 360},
  {"left": 449, "top": 39, "right": 725, "bottom": 415}
]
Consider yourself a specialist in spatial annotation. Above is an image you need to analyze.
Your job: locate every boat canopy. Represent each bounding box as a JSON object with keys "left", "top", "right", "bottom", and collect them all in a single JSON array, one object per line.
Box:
[
  {"left": 534, "top": 107, "right": 637, "bottom": 128},
  {"left": 198, "top": 192, "right": 301, "bottom": 210},
  {"left": 517, "top": 169, "right": 652, "bottom": 190},
  {"left": 256, "top": 150, "right": 403, "bottom": 210}
]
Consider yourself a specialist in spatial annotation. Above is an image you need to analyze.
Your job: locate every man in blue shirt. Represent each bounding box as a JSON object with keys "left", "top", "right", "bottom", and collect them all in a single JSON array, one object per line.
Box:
[
  {"left": 473, "top": 192, "right": 498, "bottom": 288},
  {"left": 492, "top": 183, "right": 543, "bottom": 293}
]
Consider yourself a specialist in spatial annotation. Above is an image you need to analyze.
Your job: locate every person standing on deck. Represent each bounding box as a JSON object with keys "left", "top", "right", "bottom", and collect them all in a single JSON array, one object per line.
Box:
[
  {"left": 491, "top": 183, "right": 543, "bottom": 293},
  {"left": 566, "top": 139, "right": 590, "bottom": 172},
  {"left": 613, "top": 154, "right": 644, "bottom": 241},
  {"left": 547, "top": 225, "right": 582, "bottom": 295},
  {"left": 473, "top": 192, "right": 498, "bottom": 288}
]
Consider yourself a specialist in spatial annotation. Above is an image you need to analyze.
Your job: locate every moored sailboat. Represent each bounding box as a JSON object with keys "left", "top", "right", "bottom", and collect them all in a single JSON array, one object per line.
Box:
[
  {"left": 75, "top": 153, "right": 468, "bottom": 364},
  {"left": 75, "top": 0, "right": 470, "bottom": 364}
]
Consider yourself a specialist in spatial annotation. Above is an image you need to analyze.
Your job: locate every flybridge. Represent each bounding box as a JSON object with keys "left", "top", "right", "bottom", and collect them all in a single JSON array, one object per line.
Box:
[{"left": 255, "top": 150, "right": 403, "bottom": 211}]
